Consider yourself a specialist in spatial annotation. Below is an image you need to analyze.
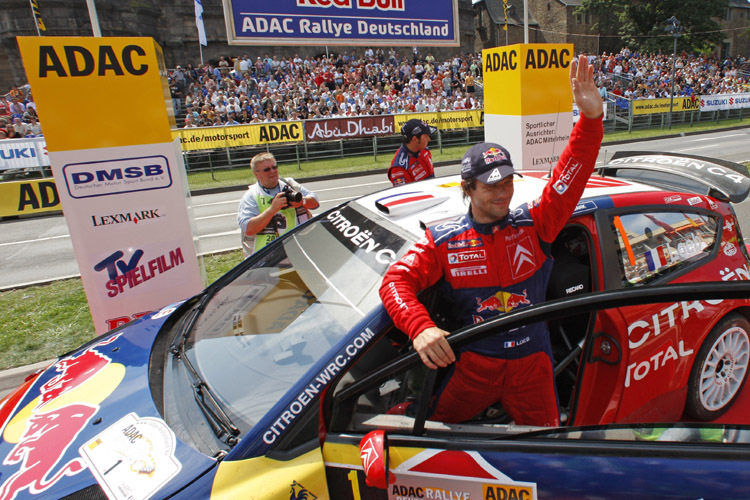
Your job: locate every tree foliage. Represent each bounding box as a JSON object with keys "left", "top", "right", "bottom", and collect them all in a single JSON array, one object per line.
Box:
[{"left": 576, "top": 0, "right": 730, "bottom": 55}]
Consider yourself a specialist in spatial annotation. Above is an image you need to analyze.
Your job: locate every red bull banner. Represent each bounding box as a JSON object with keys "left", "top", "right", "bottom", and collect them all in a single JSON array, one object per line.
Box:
[{"left": 304, "top": 115, "right": 395, "bottom": 142}]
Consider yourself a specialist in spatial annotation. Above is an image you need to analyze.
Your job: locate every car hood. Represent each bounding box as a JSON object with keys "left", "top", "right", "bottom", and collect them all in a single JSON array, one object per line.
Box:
[{"left": 0, "top": 302, "right": 217, "bottom": 500}]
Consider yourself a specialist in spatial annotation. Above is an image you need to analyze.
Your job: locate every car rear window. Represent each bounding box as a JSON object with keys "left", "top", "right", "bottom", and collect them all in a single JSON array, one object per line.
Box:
[{"left": 611, "top": 210, "right": 719, "bottom": 286}]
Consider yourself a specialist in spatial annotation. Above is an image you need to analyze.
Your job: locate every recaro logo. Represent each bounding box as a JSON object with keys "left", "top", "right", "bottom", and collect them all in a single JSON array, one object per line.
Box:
[{"left": 63, "top": 155, "right": 172, "bottom": 199}]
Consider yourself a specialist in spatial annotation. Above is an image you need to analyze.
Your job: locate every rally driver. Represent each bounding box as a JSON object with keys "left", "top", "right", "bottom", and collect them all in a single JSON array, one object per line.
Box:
[
  {"left": 387, "top": 118, "right": 438, "bottom": 186},
  {"left": 379, "top": 55, "right": 604, "bottom": 426}
]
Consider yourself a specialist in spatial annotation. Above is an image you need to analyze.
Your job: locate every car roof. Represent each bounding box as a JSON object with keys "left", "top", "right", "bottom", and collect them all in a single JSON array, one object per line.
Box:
[
  {"left": 354, "top": 171, "right": 656, "bottom": 239},
  {"left": 355, "top": 152, "right": 750, "bottom": 239}
]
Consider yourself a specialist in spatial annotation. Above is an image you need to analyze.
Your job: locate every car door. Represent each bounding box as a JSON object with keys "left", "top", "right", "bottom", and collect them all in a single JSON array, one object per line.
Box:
[
  {"left": 320, "top": 305, "right": 750, "bottom": 500},
  {"left": 591, "top": 206, "right": 726, "bottom": 423}
]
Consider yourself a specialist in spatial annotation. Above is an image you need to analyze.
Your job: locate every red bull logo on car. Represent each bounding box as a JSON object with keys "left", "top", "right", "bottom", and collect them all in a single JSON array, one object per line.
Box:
[
  {"left": 475, "top": 289, "right": 530, "bottom": 313},
  {"left": 0, "top": 335, "right": 125, "bottom": 500}
]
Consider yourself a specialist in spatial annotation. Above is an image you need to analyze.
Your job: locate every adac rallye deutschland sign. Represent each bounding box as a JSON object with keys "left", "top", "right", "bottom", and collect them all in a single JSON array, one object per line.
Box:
[{"left": 222, "top": 0, "right": 459, "bottom": 46}]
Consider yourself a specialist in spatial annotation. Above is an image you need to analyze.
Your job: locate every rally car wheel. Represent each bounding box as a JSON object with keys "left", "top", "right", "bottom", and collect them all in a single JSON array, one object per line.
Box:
[{"left": 685, "top": 314, "right": 750, "bottom": 421}]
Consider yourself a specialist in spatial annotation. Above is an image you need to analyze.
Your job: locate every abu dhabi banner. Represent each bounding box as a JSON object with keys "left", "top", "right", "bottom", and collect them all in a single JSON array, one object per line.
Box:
[
  {"left": 222, "top": 0, "right": 458, "bottom": 46},
  {"left": 305, "top": 115, "right": 394, "bottom": 141}
]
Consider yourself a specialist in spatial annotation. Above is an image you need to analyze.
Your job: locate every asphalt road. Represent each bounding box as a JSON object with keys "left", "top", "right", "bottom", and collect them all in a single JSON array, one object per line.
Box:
[{"left": 1, "top": 127, "right": 749, "bottom": 290}]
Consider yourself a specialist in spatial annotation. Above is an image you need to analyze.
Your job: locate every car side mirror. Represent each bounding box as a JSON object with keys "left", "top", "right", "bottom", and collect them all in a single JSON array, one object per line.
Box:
[{"left": 359, "top": 430, "right": 396, "bottom": 489}]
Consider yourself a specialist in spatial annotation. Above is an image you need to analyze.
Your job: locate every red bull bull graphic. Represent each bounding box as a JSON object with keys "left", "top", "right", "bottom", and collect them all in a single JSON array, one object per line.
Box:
[
  {"left": 483, "top": 148, "right": 508, "bottom": 165},
  {"left": 0, "top": 403, "right": 98, "bottom": 500},
  {"left": 475, "top": 290, "right": 530, "bottom": 314},
  {"left": 0, "top": 336, "right": 124, "bottom": 500}
]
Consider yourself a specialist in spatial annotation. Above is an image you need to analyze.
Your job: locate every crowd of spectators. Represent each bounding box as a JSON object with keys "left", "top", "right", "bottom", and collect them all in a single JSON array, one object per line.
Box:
[
  {"left": 590, "top": 47, "right": 749, "bottom": 100},
  {"left": 170, "top": 48, "right": 484, "bottom": 128},
  {"left": 0, "top": 85, "right": 42, "bottom": 140},
  {"left": 0, "top": 46, "right": 747, "bottom": 137}
]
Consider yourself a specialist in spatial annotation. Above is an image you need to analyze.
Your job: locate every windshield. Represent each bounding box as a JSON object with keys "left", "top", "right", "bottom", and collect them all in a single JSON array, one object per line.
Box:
[{"left": 183, "top": 204, "right": 413, "bottom": 435}]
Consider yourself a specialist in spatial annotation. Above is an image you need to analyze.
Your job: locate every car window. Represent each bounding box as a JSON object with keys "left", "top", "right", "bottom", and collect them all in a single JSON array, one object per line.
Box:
[
  {"left": 611, "top": 210, "right": 718, "bottom": 287},
  {"left": 181, "top": 204, "right": 413, "bottom": 436}
]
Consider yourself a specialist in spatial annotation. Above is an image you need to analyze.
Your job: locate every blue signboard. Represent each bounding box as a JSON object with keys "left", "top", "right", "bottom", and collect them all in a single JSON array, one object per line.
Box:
[{"left": 222, "top": 0, "right": 459, "bottom": 46}]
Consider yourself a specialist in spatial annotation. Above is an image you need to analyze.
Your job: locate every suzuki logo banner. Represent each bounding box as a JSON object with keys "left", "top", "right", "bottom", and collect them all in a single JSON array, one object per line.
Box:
[
  {"left": 18, "top": 37, "right": 203, "bottom": 334},
  {"left": 222, "top": 0, "right": 459, "bottom": 46}
]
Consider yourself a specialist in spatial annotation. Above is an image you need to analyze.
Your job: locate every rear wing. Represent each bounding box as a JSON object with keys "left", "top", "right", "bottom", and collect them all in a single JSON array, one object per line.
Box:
[{"left": 596, "top": 151, "right": 750, "bottom": 203}]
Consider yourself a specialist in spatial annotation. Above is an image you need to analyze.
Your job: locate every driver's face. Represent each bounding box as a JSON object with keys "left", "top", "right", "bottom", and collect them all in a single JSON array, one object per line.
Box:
[{"left": 466, "top": 176, "right": 515, "bottom": 224}]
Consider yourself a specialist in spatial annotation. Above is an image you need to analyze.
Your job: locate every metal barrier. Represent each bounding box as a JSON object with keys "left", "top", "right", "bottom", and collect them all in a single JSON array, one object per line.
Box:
[
  {"left": 1, "top": 100, "right": 745, "bottom": 190},
  {"left": 182, "top": 127, "right": 486, "bottom": 188}
]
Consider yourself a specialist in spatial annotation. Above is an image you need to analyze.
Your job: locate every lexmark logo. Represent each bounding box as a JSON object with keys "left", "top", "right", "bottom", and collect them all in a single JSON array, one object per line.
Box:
[
  {"left": 91, "top": 209, "right": 162, "bottom": 227},
  {"left": 63, "top": 155, "right": 172, "bottom": 198}
]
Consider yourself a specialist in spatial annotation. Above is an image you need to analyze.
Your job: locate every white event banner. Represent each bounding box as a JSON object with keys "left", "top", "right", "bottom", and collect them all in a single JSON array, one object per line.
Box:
[
  {"left": 50, "top": 140, "right": 203, "bottom": 334},
  {"left": 0, "top": 136, "right": 49, "bottom": 171}
]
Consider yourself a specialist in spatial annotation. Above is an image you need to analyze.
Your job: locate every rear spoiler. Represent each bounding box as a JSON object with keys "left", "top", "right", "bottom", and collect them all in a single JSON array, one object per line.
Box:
[{"left": 596, "top": 151, "right": 750, "bottom": 203}]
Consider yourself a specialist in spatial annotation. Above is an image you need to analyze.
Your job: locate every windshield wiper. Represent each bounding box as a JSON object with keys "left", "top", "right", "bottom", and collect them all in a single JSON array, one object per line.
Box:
[
  {"left": 192, "top": 380, "right": 240, "bottom": 447},
  {"left": 170, "top": 296, "right": 240, "bottom": 448}
]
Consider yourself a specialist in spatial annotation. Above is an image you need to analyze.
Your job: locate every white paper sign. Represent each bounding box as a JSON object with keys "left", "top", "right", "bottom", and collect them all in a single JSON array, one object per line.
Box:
[{"left": 80, "top": 413, "right": 182, "bottom": 500}]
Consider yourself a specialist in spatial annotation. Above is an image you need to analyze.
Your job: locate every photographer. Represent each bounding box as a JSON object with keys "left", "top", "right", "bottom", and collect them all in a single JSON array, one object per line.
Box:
[{"left": 238, "top": 152, "right": 320, "bottom": 257}]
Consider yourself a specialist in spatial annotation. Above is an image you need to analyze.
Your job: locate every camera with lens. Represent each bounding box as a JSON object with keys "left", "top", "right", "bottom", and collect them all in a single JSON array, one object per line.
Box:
[{"left": 281, "top": 184, "right": 303, "bottom": 204}]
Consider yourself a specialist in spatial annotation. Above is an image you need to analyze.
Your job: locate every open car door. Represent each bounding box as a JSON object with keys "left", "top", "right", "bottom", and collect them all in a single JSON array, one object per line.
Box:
[{"left": 320, "top": 283, "right": 750, "bottom": 500}]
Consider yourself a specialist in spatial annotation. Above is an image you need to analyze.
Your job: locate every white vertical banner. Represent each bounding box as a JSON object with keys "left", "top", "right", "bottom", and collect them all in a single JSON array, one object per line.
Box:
[
  {"left": 19, "top": 37, "right": 203, "bottom": 334},
  {"left": 50, "top": 141, "right": 203, "bottom": 332}
]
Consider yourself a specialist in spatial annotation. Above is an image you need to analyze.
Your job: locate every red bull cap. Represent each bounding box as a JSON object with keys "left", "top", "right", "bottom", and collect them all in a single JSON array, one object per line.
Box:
[{"left": 461, "top": 142, "right": 522, "bottom": 185}]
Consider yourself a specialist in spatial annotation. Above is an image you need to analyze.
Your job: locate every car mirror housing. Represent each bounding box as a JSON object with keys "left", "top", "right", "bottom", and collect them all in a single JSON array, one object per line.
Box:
[{"left": 359, "top": 430, "right": 396, "bottom": 489}]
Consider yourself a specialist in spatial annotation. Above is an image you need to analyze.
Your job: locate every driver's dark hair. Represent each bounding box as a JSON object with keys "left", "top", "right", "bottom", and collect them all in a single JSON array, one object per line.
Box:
[
  {"left": 403, "top": 133, "right": 422, "bottom": 145},
  {"left": 461, "top": 178, "right": 476, "bottom": 201}
]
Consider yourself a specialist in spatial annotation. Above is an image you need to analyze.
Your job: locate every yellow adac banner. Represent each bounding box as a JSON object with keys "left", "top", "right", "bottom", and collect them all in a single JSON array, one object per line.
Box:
[
  {"left": 0, "top": 178, "right": 60, "bottom": 217},
  {"left": 482, "top": 43, "right": 573, "bottom": 116},
  {"left": 393, "top": 110, "right": 483, "bottom": 131},
  {"left": 17, "top": 37, "right": 174, "bottom": 152},
  {"left": 172, "top": 122, "right": 304, "bottom": 151},
  {"left": 632, "top": 96, "right": 702, "bottom": 115}
]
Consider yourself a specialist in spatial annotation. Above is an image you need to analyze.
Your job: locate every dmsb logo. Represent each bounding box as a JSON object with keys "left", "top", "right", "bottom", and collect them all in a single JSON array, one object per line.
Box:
[{"left": 63, "top": 155, "right": 172, "bottom": 198}]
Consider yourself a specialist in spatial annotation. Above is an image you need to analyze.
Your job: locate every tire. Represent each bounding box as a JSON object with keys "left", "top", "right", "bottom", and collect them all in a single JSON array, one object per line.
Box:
[{"left": 685, "top": 313, "right": 750, "bottom": 421}]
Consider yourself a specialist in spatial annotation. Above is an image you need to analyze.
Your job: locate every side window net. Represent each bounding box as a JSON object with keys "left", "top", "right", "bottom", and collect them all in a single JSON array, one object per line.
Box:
[{"left": 611, "top": 210, "right": 718, "bottom": 287}]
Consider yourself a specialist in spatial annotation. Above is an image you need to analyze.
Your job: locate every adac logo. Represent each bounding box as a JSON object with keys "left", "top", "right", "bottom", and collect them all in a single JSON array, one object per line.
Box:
[
  {"left": 289, "top": 480, "right": 317, "bottom": 500},
  {"left": 483, "top": 147, "right": 507, "bottom": 165},
  {"left": 447, "top": 239, "right": 483, "bottom": 250},
  {"left": 476, "top": 289, "right": 530, "bottom": 313}
]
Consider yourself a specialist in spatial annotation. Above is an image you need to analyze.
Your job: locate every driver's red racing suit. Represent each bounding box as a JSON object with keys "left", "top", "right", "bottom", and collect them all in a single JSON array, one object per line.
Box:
[
  {"left": 388, "top": 145, "right": 435, "bottom": 186},
  {"left": 379, "top": 115, "right": 603, "bottom": 426}
]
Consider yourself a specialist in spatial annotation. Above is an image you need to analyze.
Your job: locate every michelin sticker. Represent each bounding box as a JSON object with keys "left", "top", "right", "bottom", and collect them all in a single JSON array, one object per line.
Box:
[{"left": 80, "top": 413, "right": 182, "bottom": 500}]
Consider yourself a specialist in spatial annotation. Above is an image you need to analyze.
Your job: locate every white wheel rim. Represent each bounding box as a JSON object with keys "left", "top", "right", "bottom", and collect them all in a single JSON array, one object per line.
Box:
[{"left": 699, "top": 326, "right": 750, "bottom": 412}]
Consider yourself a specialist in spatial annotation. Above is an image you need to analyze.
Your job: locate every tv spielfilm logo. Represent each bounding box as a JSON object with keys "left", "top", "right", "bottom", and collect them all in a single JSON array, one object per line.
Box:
[{"left": 62, "top": 155, "right": 172, "bottom": 199}]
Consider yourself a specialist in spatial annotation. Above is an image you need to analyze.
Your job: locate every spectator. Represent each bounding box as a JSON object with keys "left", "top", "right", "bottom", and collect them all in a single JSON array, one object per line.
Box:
[
  {"left": 25, "top": 115, "right": 42, "bottom": 136},
  {"left": 11, "top": 116, "right": 27, "bottom": 137},
  {"left": 237, "top": 152, "right": 320, "bottom": 257}
]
